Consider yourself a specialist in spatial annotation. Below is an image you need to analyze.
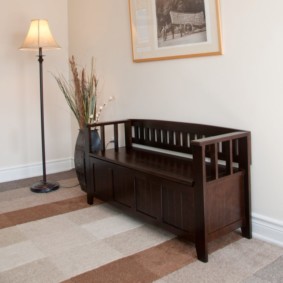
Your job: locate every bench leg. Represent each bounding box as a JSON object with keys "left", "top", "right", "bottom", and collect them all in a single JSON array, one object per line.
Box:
[
  {"left": 195, "top": 239, "right": 208, "bottom": 263},
  {"left": 87, "top": 193, "right": 94, "bottom": 205},
  {"left": 85, "top": 158, "right": 94, "bottom": 205},
  {"left": 241, "top": 222, "right": 252, "bottom": 239}
]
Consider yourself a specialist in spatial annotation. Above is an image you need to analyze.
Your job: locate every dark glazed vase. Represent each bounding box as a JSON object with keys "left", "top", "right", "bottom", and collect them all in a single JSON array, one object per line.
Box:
[{"left": 74, "top": 129, "right": 101, "bottom": 192}]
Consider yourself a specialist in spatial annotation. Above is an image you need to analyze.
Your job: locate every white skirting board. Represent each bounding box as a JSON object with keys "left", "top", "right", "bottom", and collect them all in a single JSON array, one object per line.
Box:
[
  {"left": 0, "top": 158, "right": 74, "bottom": 183},
  {"left": 252, "top": 213, "right": 283, "bottom": 247}
]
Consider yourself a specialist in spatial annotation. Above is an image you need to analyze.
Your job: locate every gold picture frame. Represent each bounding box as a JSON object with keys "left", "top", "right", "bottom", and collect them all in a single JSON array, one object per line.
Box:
[{"left": 129, "top": 0, "right": 223, "bottom": 62}]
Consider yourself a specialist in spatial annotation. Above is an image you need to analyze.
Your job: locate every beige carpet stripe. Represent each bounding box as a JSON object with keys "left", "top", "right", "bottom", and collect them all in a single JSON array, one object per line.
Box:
[
  {"left": 62, "top": 233, "right": 241, "bottom": 283},
  {"left": 0, "top": 196, "right": 103, "bottom": 229}
]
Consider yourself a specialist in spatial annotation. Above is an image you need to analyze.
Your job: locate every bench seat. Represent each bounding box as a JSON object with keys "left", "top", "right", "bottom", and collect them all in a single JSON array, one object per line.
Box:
[{"left": 92, "top": 147, "right": 194, "bottom": 186}]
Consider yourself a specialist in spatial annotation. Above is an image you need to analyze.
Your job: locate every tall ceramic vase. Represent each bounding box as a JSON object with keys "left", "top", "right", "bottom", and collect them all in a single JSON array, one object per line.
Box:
[{"left": 74, "top": 129, "right": 101, "bottom": 192}]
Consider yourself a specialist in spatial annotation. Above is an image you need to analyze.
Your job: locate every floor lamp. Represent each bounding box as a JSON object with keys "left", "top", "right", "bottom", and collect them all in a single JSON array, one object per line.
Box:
[{"left": 20, "top": 19, "right": 60, "bottom": 193}]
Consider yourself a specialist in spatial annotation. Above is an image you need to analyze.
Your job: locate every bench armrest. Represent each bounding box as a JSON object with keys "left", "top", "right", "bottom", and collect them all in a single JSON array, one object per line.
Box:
[
  {"left": 191, "top": 131, "right": 251, "bottom": 182},
  {"left": 191, "top": 131, "right": 250, "bottom": 147},
  {"left": 86, "top": 119, "right": 131, "bottom": 153}
]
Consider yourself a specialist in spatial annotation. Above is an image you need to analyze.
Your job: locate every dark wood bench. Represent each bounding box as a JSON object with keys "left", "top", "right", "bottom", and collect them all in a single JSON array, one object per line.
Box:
[{"left": 84, "top": 119, "right": 252, "bottom": 262}]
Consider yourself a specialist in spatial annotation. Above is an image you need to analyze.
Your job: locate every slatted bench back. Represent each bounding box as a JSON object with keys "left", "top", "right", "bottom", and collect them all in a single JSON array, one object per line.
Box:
[{"left": 129, "top": 119, "right": 238, "bottom": 156}]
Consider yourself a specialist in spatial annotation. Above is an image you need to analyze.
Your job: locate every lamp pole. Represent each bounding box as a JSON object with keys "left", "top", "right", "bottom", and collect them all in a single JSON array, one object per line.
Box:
[
  {"left": 29, "top": 46, "right": 60, "bottom": 193},
  {"left": 38, "top": 47, "right": 47, "bottom": 184}
]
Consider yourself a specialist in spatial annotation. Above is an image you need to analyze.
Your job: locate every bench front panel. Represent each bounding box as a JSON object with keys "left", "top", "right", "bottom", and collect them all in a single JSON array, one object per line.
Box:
[{"left": 91, "top": 158, "right": 195, "bottom": 236}]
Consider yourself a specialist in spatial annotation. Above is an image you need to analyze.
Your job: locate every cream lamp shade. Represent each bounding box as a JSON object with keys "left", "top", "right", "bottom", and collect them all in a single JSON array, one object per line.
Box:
[{"left": 20, "top": 19, "right": 60, "bottom": 50}]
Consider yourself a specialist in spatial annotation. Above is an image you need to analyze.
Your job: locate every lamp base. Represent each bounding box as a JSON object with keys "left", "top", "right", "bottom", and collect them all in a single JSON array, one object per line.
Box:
[{"left": 30, "top": 180, "right": 60, "bottom": 193}]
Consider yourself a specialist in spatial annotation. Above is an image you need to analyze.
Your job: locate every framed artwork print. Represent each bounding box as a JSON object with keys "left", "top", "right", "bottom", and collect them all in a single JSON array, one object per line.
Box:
[{"left": 129, "top": 0, "right": 223, "bottom": 62}]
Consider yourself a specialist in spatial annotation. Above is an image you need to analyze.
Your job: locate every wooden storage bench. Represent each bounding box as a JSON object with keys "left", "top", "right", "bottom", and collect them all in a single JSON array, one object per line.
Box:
[{"left": 84, "top": 119, "right": 252, "bottom": 262}]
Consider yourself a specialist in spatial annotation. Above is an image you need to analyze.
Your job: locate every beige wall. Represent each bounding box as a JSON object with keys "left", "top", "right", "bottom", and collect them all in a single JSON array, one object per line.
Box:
[
  {"left": 68, "top": 0, "right": 283, "bottom": 243},
  {"left": 0, "top": 0, "right": 72, "bottom": 180}
]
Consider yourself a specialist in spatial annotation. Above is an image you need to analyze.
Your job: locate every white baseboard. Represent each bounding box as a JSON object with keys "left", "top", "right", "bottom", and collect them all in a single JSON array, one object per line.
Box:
[
  {"left": 252, "top": 213, "right": 283, "bottom": 247},
  {"left": 0, "top": 158, "right": 74, "bottom": 183}
]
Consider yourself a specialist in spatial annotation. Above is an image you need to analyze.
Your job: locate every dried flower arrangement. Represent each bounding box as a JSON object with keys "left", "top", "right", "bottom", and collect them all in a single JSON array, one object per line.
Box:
[{"left": 54, "top": 56, "right": 113, "bottom": 129}]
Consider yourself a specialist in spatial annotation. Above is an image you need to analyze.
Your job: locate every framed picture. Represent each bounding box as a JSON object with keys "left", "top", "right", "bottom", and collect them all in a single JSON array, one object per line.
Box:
[{"left": 129, "top": 0, "right": 223, "bottom": 62}]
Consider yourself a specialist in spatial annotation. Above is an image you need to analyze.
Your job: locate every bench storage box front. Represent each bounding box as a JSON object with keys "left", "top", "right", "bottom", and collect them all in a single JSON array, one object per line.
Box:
[{"left": 84, "top": 119, "right": 251, "bottom": 262}]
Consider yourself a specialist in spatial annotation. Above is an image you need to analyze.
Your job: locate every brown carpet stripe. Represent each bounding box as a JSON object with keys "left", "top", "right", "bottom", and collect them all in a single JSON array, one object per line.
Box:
[
  {"left": 62, "top": 233, "right": 241, "bottom": 283},
  {"left": 0, "top": 196, "right": 103, "bottom": 229},
  {"left": 62, "top": 238, "right": 197, "bottom": 283}
]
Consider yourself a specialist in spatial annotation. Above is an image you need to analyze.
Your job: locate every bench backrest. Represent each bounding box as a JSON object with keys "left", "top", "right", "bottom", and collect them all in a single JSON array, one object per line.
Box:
[{"left": 129, "top": 119, "right": 239, "bottom": 156}]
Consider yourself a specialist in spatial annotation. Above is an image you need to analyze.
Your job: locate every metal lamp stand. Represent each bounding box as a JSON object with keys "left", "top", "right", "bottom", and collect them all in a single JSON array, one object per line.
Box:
[{"left": 30, "top": 47, "right": 59, "bottom": 193}]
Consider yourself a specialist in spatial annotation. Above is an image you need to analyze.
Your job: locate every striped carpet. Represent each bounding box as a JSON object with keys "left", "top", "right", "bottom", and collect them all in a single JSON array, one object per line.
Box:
[{"left": 1, "top": 171, "right": 282, "bottom": 283}]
